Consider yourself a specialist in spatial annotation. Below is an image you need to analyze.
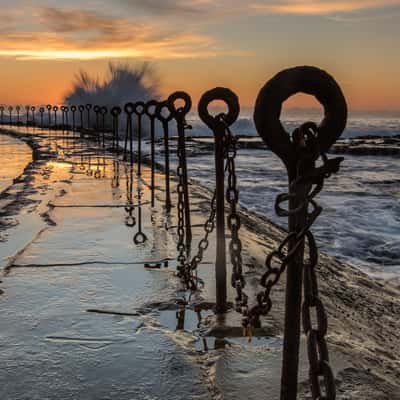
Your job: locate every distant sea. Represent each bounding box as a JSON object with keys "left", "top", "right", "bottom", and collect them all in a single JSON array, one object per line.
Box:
[
  {"left": 159, "top": 109, "right": 400, "bottom": 280},
  {"left": 185, "top": 108, "right": 400, "bottom": 139}
]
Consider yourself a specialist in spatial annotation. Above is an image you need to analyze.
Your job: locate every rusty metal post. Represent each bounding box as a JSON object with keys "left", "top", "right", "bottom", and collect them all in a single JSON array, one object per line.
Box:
[
  {"left": 39, "top": 107, "right": 44, "bottom": 127},
  {"left": 155, "top": 101, "right": 173, "bottom": 213},
  {"left": 111, "top": 106, "right": 122, "bottom": 153},
  {"left": 16, "top": 106, "right": 21, "bottom": 125},
  {"left": 86, "top": 104, "right": 92, "bottom": 130},
  {"left": 79, "top": 105, "right": 84, "bottom": 130},
  {"left": 25, "top": 105, "right": 30, "bottom": 125},
  {"left": 47, "top": 105, "right": 52, "bottom": 127},
  {"left": 65, "top": 106, "right": 69, "bottom": 131},
  {"left": 168, "top": 91, "right": 193, "bottom": 247},
  {"left": 53, "top": 106, "right": 58, "bottom": 127},
  {"left": 198, "top": 87, "right": 240, "bottom": 314},
  {"left": 254, "top": 66, "right": 347, "bottom": 400},
  {"left": 71, "top": 106, "right": 76, "bottom": 133},
  {"left": 134, "top": 102, "right": 145, "bottom": 177},
  {"left": 145, "top": 100, "right": 158, "bottom": 208},
  {"left": 124, "top": 103, "right": 135, "bottom": 164},
  {"left": 100, "top": 106, "right": 107, "bottom": 148}
]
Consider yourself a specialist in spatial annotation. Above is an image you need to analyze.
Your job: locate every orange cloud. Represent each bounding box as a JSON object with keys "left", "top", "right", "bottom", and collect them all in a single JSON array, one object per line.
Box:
[
  {"left": 251, "top": 0, "right": 400, "bottom": 15},
  {"left": 0, "top": 7, "right": 220, "bottom": 61}
]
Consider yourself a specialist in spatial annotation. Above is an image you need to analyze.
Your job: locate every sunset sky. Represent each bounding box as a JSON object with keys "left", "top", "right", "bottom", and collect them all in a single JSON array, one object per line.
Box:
[{"left": 1, "top": 0, "right": 400, "bottom": 110}]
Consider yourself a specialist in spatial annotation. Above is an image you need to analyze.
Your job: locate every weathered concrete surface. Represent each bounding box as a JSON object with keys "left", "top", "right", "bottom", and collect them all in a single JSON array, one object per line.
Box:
[{"left": 0, "top": 126, "right": 400, "bottom": 399}]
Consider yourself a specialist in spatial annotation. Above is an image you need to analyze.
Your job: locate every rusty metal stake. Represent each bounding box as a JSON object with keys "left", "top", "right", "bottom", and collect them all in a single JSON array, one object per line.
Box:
[
  {"left": 168, "top": 91, "right": 193, "bottom": 247},
  {"left": 145, "top": 100, "right": 158, "bottom": 208},
  {"left": 198, "top": 87, "right": 240, "bottom": 314},
  {"left": 134, "top": 102, "right": 145, "bottom": 176},
  {"left": 156, "top": 101, "right": 173, "bottom": 213},
  {"left": 254, "top": 66, "right": 348, "bottom": 400}
]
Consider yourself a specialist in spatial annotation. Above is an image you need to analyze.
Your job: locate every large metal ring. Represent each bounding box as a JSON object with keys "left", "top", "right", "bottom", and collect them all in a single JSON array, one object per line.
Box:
[
  {"left": 155, "top": 100, "right": 173, "bottom": 122},
  {"left": 71, "top": 105, "right": 77, "bottom": 112},
  {"left": 46, "top": 104, "right": 52, "bottom": 110},
  {"left": 31, "top": 106, "right": 36, "bottom": 111},
  {"left": 254, "top": 66, "right": 347, "bottom": 170},
  {"left": 198, "top": 87, "right": 239, "bottom": 129},
  {"left": 100, "top": 106, "right": 108, "bottom": 115},
  {"left": 124, "top": 102, "right": 135, "bottom": 115},
  {"left": 111, "top": 106, "right": 122, "bottom": 117},
  {"left": 134, "top": 101, "right": 146, "bottom": 116},
  {"left": 168, "top": 91, "right": 192, "bottom": 116},
  {"left": 39, "top": 107, "right": 45, "bottom": 113},
  {"left": 53, "top": 106, "right": 58, "bottom": 111},
  {"left": 144, "top": 100, "right": 158, "bottom": 118},
  {"left": 85, "top": 104, "right": 92, "bottom": 110},
  {"left": 94, "top": 105, "right": 100, "bottom": 113}
]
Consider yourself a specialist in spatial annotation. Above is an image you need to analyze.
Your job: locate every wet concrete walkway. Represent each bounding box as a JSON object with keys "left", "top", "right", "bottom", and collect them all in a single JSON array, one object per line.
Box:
[
  {"left": 0, "top": 127, "right": 287, "bottom": 400},
  {"left": 1, "top": 126, "right": 400, "bottom": 399}
]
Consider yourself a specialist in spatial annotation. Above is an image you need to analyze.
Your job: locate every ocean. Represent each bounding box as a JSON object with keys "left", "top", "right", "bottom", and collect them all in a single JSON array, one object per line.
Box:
[
  {"left": 1, "top": 109, "right": 399, "bottom": 279},
  {"left": 156, "top": 109, "right": 400, "bottom": 279}
]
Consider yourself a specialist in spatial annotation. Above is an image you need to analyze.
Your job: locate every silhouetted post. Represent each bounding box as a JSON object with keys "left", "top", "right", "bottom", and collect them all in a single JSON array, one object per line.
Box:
[
  {"left": 65, "top": 106, "right": 69, "bottom": 130},
  {"left": 25, "top": 105, "right": 30, "bottom": 125},
  {"left": 78, "top": 105, "right": 84, "bottom": 130},
  {"left": 155, "top": 101, "right": 174, "bottom": 213},
  {"left": 47, "top": 105, "right": 52, "bottom": 127},
  {"left": 145, "top": 100, "right": 158, "bottom": 207},
  {"left": 86, "top": 104, "right": 92, "bottom": 130},
  {"left": 94, "top": 105, "right": 100, "bottom": 143},
  {"left": 8, "top": 106, "right": 13, "bottom": 125},
  {"left": 124, "top": 103, "right": 135, "bottom": 164},
  {"left": 100, "top": 106, "right": 107, "bottom": 147},
  {"left": 16, "top": 106, "right": 21, "bottom": 125},
  {"left": 111, "top": 106, "right": 122, "bottom": 153},
  {"left": 134, "top": 102, "right": 145, "bottom": 176},
  {"left": 31, "top": 106, "right": 36, "bottom": 126},
  {"left": 198, "top": 87, "right": 240, "bottom": 314},
  {"left": 169, "top": 91, "right": 193, "bottom": 247},
  {"left": 39, "top": 107, "right": 45, "bottom": 127},
  {"left": 71, "top": 106, "right": 76, "bottom": 133},
  {"left": 254, "top": 66, "right": 347, "bottom": 400},
  {"left": 53, "top": 106, "right": 58, "bottom": 127}
]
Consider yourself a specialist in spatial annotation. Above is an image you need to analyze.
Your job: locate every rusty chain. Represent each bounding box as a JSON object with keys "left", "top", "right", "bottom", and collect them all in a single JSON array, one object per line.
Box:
[
  {"left": 176, "top": 129, "right": 217, "bottom": 291},
  {"left": 223, "top": 121, "right": 249, "bottom": 319},
  {"left": 176, "top": 111, "right": 191, "bottom": 276},
  {"left": 177, "top": 189, "right": 216, "bottom": 291},
  {"left": 224, "top": 120, "right": 340, "bottom": 398}
]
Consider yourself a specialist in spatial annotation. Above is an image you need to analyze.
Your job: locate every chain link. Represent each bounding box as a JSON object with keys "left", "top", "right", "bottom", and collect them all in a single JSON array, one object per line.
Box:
[
  {"left": 224, "top": 124, "right": 249, "bottom": 321},
  {"left": 175, "top": 112, "right": 218, "bottom": 291},
  {"left": 241, "top": 123, "right": 341, "bottom": 397}
]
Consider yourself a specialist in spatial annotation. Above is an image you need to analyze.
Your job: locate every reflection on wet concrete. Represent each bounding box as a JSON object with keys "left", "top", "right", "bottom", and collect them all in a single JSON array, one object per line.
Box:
[{"left": 0, "top": 125, "right": 291, "bottom": 400}]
